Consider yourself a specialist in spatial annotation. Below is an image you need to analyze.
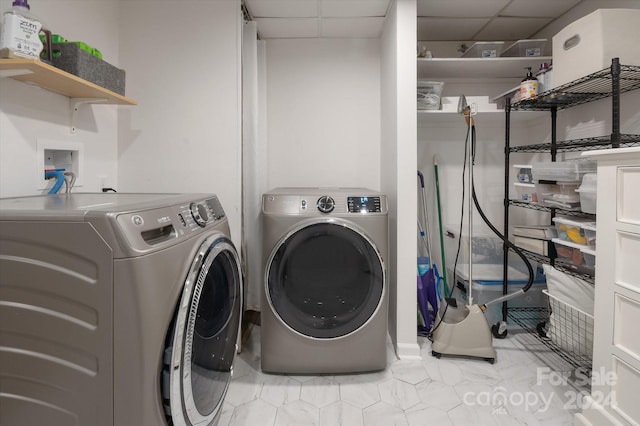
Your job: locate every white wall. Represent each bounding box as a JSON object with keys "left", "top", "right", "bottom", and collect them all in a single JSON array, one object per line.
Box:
[
  {"left": 381, "top": 0, "right": 420, "bottom": 359},
  {"left": 264, "top": 38, "right": 381, "bottom": 189},
  {"left": 116, "top": 0, "right": 242, "bottom": 245},
  {"left": 0, "top": 0, "right": 120, "bottom": 197}
]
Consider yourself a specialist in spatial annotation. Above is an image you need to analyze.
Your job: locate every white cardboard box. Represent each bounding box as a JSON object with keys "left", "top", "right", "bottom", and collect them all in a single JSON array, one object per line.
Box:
[{"left": 552, "top": 8, "right": 640, "bottom": 88}]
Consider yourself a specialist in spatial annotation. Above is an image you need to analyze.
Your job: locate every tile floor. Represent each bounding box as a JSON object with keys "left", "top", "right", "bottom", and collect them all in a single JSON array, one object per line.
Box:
[{"left": 220, "top": 325, "right": 583, "bottom": 425}]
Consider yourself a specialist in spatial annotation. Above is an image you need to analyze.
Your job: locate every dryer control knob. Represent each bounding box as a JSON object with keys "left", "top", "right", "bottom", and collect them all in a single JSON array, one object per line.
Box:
[
  {"left": 190, "top": 202, "right": 209, "bottom": 227},
  {"left": 317, "top": 196, "right": 335, "bottom": 213}
]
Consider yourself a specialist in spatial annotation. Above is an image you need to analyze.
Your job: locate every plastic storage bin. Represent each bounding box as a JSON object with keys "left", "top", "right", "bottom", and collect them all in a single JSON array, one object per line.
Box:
[
  {"left": 514, "top": 182, "right": 536, "bottom": 202},
  {"left": 459, "top": 277, "right": 547, "bottom": 326},
  {"left": 552, "top": 216, "right": 596, "bottom": 247},
  {"left": 552, "top": 8, "right": 640, "bottom": 88},
  {"left": 581, "top": 247, "right": 596, "bottom": 268},
  {"left": 532, "top": 160, "right": 596, "bottom": 182},
  {"left": 552, "top": 238, "right": 586, "bottom": 265},
  {"left": 535, "top": 181, "right": 581, "bottom": 209},
  {"left": 514, "top": 164, "right": 533, "bottom": 183},
  {"left": 417, "top": 81, "right": 444, "bottom": 110},
  {"left": 576, "top": 173, "right": 597, "bottom": 214},
  {"left": 501, "top": 39, "right": 547, "bottom": 57},
  {"left": 461, "top": 41, "right": 504, "bottom": 58}
]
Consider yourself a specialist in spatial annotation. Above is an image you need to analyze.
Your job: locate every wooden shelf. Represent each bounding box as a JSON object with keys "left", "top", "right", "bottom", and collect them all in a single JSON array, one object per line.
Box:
[
  {"left": 418, "top": 56, "right": 552, "bottom": 80},
  {"left": 0, "top": 57, "right": 136, "bottom": 105}
]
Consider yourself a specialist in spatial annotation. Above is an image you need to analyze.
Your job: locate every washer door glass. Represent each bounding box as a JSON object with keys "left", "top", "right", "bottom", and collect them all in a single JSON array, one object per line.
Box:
[
  {"left": 165, "top": 236, "right": 242, "bottom": 426},
  {"left": 267, "top": 222, "right": 383, "bottom": 338}
]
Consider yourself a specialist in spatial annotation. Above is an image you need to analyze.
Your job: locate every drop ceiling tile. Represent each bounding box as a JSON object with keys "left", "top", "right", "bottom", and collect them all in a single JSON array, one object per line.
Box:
[
  {"left": 474, "top": 17, "right": 553, "bottom": 40},
  {"left": 417, "top": 0, "right": 510, "bottom": 18},
  {"left": 417, "top": 17, "right": 490, "bottom": 41},
  {"left": 321, "top": 0, "right": 390, "bottom": 17},
  {"left": 245, "top": 0, "right": 317, "bottom": 18},
  {"left": 254, "top": 17, "right": 320, "bottom": 38},
  {"left": 500, "top": 0, "right": 581, "bottom": 17},
  {"left": 320, "top": 17, "right": 385, "bottom": 37}
]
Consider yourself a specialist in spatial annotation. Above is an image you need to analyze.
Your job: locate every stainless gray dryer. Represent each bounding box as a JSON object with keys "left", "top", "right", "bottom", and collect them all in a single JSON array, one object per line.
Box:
[
  {"left": 0, "top": 193, "right": 243, "bottom": 426},
  {"left": 261, "top": 188, "right": 388, "bottom": 374}
]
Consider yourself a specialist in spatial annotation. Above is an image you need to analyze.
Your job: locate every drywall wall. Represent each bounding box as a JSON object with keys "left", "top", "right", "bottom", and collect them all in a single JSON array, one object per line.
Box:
[
  {"left": 0, "top": 0, "right": 121, "bottom": 197},
  {"left": 264, "top": 37, "right": 381, "bottom": 190},
  {"left": 116, "top": 0, "right": 243, "bottom": 245}
]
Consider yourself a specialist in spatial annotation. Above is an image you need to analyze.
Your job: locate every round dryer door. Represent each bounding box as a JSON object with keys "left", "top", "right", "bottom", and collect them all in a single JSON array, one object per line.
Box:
[
  {"left": 163, "top": 235, "right": 242, "bottom": 426},
  {"left": 267, "top": 221, "right": 384, "bottom": 339}
]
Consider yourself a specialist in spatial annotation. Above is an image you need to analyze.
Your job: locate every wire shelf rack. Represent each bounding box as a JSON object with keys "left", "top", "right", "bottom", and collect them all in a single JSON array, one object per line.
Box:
[
  {"left": 509, "top": 246, "right": 595, "bottom": 285},
  {"left": 507, "top": 305, "right": 593, "bottom": 390},
  {"left": 509, "top": 134, "right": 640, "bottom": 154},
  {"left": 511, "top": 64, "right": 640, "bottom": 111},
  {"left": 508, "top": 199, "right": 597, "bottom": 219}
]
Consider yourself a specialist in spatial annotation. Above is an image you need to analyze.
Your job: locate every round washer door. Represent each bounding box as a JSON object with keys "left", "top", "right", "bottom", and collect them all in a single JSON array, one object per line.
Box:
[
  {"left": 266, "top": 221, "right": 384, "bottom": 339},
  {"left": 164, "top": 234, "right": 242, "bottom": 426}
]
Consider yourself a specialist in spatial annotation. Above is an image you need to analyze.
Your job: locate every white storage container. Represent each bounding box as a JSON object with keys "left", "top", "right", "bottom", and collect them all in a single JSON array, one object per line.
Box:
[
  {"left": 535, "top": 181, "right": 581, "bottom": 210},
  {"left": 532, "top": 160, "right": 596, "bottom": 182},
  {"left": 552, "top": 8, "right": 640, "bottom": 88},
  {"left": 514, "top": 164, "right": 533, "bottom": 183},
  {"left": 576, "top": 173, "right": 597, "bottom": 214},
  {"left": 514, "top": 182, "right": 536, "bottom": 202},
  {"left": 501, "top": 39, "right": 547, "bottom": 57},
  {"left": 461, "top": 41, "right": 504, "bottom": 58}
]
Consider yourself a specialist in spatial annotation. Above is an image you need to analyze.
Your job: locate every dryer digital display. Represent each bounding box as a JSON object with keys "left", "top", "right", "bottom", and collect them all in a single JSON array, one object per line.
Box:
[{"left": 347, "top": 196, "right": 381, "bottom": 213}]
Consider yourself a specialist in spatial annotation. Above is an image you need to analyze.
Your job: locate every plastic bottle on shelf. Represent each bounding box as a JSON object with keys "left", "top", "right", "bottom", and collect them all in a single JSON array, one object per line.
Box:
[
  {"left": 536, "top": 63, "right": 549, "bottom": 93},
  {"left": 520, "top": 67, "right": 539, "bottom": 100},
  {"left": 0, "top": 0, "right": 43, "bottom": 59}
]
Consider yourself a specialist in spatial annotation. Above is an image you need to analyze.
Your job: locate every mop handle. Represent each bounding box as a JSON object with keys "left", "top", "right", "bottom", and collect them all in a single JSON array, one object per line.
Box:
[{"left": 433, "top": 156, "right": 449, "bottom": 297}]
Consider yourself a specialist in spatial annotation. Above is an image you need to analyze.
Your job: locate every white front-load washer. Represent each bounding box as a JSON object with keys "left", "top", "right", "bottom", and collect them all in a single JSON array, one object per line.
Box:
[
  {"left": 261, "top": 187, "right": 388, "bottom": 374},
  {"left": 0, "top": 193, "right": 242, "bottom": 426}
]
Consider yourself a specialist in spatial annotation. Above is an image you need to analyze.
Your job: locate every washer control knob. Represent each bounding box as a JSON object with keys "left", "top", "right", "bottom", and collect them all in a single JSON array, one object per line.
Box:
[
  {"left": 317, "top": 196, "right": 335, "bottom": 213},
  {"left": 190, "top": 202, "right": 209, "bottom": 227}
]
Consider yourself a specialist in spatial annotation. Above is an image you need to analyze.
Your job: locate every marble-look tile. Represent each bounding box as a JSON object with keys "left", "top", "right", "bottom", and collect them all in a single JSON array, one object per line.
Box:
[
  {"left": 378, "top": 378, "right": 422, "bottom": 410},
  {"left": 260, "top": 374, "right": 301, "bottom": 406},
  {"left": 339, "top": 379, "right": 381, "bottom": 409},
  {"left": 332, "top": 368, "right": 392, "bottom": 385},
  {"left": 447, "top": 401, "right": 500, "bottom": 426},
  {"left": 319, "top": 401, "right": 365, "bottom": 426},
  {"left": 405, "top": 404, "right": 453, "bottom": 426},
  {"left": 414, "top": 380, "right": 461, "bottom": 411},
  {"left": 217, "top": 402, "right": 235, "bottom": 426},
  {"left": 229, "top": 399, "right": 277, "bottom": 425},
  {"left": 224, "top": 325, "right": 578, "bottom": 425},
  {"left": 390, "top": 360, "right": 429, "bottom": 385},
  {"left": 362, "top": 401, "right": 409, "bottom": 426},
  {"left": 456, "top": 359, "right": 504, "bottom": 386},
  {"left": 433, "top": 359, "right": 466, "bottom": 386},
  {"left": 300, "top": 376, "right": 340, "bottom": 408},
  {"left": 275, "top": 399, "right": 320, "bottom": 426},
  {"left": 225, "top": 371, "right": 263, "bottom": 406}
]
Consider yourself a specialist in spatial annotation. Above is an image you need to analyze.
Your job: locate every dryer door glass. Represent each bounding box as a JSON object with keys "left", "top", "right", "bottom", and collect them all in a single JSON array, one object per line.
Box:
[
  {"left": 165, "top": 237, "right": 242, "bottom": 426},
  {"left": 267, "top": 222, "right": 383, "bottom": 338}
]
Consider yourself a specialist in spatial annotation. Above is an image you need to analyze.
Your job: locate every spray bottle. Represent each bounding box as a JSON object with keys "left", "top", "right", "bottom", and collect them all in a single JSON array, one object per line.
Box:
[
  {"left": 519, "top": 67, "right": 538, "bottom": 100},
  {"left": 0, "top": 0, "right": 43, "bottom": 59}
]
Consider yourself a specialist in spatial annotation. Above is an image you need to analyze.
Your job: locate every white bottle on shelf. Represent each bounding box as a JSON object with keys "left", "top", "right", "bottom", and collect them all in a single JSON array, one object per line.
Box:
[{"left": 0, "top": 0, "right": 43, "bottom": 59}]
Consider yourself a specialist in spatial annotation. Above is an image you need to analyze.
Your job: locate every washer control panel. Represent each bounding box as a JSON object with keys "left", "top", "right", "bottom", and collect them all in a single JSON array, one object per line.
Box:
[
  {"left": 347, "top": 196, "right": 382, "bottom": 213},
  {"left": 182, "top": 197, "right": 225, "bottom": 228}
]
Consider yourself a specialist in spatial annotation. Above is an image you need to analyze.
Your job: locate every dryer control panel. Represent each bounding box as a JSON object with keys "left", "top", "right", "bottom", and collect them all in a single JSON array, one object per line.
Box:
[{"left": 347, "top": 196, "right": 382, "bottom": 213}]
